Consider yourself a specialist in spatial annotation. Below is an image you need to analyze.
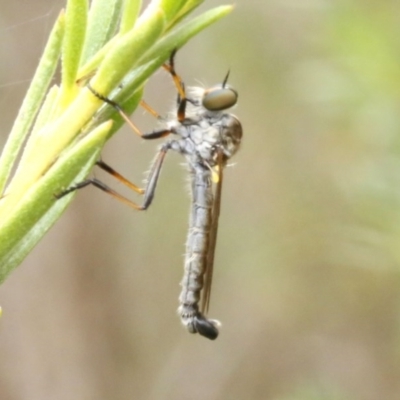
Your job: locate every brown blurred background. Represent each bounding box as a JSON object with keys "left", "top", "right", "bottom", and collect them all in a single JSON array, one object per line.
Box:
[{"left": 2, "top": 0, "right": 400, "bottom": 399}]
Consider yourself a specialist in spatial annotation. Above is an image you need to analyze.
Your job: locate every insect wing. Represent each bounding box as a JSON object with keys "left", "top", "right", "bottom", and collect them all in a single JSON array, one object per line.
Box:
[{"left": 201, "top": 151, "right": 224, "bottom": 314}]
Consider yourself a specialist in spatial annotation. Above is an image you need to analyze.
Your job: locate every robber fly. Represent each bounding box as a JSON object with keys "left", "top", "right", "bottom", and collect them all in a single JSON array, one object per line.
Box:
[{"left": 56, "top": 51, "right": 242, "bottom": 340}]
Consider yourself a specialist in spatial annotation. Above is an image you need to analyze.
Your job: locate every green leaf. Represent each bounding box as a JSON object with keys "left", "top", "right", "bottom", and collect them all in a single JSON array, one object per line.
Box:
[
  {"left": 81, "top": 0, "right": 123, "bottom": 65},
  {"left": 160, "top": 0, "right": 188, "bottom": 23},
  {"left": 60, "top": 0, "right": 89, "bottom": 106},
  {"left": 141, "top": 6, "right": 234, "bottom": 65},
  {"left": 167, "top": 0, "right": 204, "bottom": 28},
  {"left": 91, "top": 4, "right": 166, "bottom": 95},
  {"left": 0, "top": 11, "right": 65, "bottom": 194},
  {"left": 0, "top": 121, "right": 112, "bottom": 283},
  {"left": 120, "top": 0, "right": 142, "bottom": 34}
]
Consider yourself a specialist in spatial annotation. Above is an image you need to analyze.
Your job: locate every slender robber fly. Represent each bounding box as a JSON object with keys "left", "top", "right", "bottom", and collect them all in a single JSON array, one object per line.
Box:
[{"left": 56, "top": 51, "right": 242, "bottom": 340}]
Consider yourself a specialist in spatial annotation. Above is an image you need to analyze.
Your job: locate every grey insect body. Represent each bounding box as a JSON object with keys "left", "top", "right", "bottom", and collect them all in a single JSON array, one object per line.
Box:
[{"left": 162, "top": 86, "right": 242, "bottom": 340}]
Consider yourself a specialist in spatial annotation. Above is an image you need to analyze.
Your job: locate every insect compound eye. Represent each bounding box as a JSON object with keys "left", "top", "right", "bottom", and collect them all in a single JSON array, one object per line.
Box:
[{"left": 202, "top": 85, "right": 238, "bottom": 111}]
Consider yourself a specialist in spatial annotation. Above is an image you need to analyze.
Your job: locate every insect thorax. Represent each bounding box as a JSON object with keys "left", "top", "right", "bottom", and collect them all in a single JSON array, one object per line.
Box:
[{"left": 168, "top": 107, "right": 242, "bottom": 167}]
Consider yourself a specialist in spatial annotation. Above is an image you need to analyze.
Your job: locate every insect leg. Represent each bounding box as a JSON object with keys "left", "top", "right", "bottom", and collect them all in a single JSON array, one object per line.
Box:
[
  {"left": 140, "top": 99, "right": 162, "bottom": 120},
  {"left": 55, "top": 143, "right": 171, "bottom": 211},
  {"left": 55, "top": 177, "right": 145, "bottom": 210},
  {"left": 96, "top": 160, "right": 143, "bottom": 194},
  {"left": 140, "top": 142, "right": 170, "bottom": 209},
  {"left": 162, "top": 50, "right": 187, "bottom": 122},
  {"left": 54, "top": 159, "right": 144, "bottom": 210},
  {"left": 87, "top": 84, "right": 171, "bottom": 139}
]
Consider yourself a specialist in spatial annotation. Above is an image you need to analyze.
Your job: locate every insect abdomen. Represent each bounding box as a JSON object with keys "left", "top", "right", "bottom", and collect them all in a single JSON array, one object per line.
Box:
[{"left": 178, "top": 165, "right": 219, "bottom": 339}]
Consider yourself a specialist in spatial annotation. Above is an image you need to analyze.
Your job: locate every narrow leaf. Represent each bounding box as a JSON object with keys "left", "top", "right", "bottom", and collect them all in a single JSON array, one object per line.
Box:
[
  {"left": 120, "top": 0, "right": 142, "bottom": 34},
  {"left": 0, "top": 121, "right": 112, "bottom": 282},
  {"left": 81, "top": 0, "right": 123, "bottom": 65},
  {"left": 0, "top": 11, "right": 65, "bottom": 194},
  {"left": 61, "top": 0, "right": 88, "bottom": 105}
]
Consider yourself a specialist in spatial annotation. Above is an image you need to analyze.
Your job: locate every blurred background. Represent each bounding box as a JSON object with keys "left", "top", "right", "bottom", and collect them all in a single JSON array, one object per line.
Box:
[{"left": 2, "top": 0, "right": 400, "bottom": 399}]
